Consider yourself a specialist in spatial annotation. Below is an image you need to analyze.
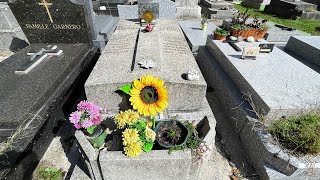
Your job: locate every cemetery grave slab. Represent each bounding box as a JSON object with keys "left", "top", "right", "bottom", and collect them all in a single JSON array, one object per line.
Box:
[
  {"left": 197, "top": 42, "right": 320, "bottom": 180},
  {"left": 285, "top": 36, "right": 320, "bottom": 67},
  {"left": 0, "top": 43, "right": 90, "bottom": 139},
  {"left": 179, "top": 20, "right": 217, "bottom": 53},
  {"left": 85, "top": 19, "right": 207, "bottom": 113},
  {"left": 206, "top": 38, "right": 320, "bottom": 122}
]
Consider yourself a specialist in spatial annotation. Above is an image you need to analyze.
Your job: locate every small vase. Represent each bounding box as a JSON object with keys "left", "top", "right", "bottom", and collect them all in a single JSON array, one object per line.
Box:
[
  {"left": 154, "top": 120, "right": 191, "bottom": 149},
  {"left": 201, "top": 23, "right": 208, "bottom": 30},
  {"left": 83, "top": 125, "right": 107, "bottom": 148}
]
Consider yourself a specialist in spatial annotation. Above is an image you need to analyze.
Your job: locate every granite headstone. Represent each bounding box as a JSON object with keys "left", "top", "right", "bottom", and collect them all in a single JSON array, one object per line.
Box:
[{"left": 9, "top": 0, "right": 91, "bottom": 43}]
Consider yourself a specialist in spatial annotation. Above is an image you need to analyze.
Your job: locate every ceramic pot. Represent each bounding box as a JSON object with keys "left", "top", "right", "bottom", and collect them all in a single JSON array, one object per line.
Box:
[
  {"left": 213, "top": 33, "right": 227, "bottom": 40},
  {"left": 231, "top": 28, "right": 267, "bottom": 39},
  {"left": 154, "top": 120, "right": 190, "bottom": 149},
  {"left": 83, "top": 125, "right": 107, "bottom": 148}
]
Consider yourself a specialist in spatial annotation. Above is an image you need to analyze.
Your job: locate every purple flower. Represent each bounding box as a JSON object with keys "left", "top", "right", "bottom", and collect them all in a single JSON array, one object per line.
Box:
[
  {"left": 77, "top": 100, "right": 93, "bottom": 111},
  {"left": 74, "top": 123, "right": 81, "bottom": 129},
  {"left": 69, "top": 111, "right": 81, "bottom": 124},
  {"left": 92, "top": 114, "right": 102, "bottom": 125},
  {"left": 82, "top": 119, "right": 94, "bottom": 129}
]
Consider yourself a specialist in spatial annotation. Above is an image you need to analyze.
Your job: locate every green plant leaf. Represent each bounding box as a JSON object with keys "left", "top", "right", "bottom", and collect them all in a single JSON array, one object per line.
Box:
[
  {"left": 143, "top": 141, "right": 153, "bottom": 152},
  {"left": 86, "top": 125, "right": 96, "bottom": 134},
  {"left": 119, "top": 83, "right": 132, "bottom": 95}
]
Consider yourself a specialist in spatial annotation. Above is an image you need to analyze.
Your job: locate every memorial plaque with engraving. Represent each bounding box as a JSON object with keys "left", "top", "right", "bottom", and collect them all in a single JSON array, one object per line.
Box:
[{"left": 9, "top": 0, "right": 90, "bottom": 43}]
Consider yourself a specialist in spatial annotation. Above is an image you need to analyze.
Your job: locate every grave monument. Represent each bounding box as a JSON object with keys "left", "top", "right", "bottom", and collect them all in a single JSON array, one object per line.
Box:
[
  {"left": 0, "top": 0, "right": 101, "bottom": 179},
  {"left": 72, "top": 1, "right": 218, "bottom": 178},
  {"left": 175, "top": 0, "right": 202, "bottom": 19},
  {"left": 197, "top": 35, "right": 320, "bottom": 179}
]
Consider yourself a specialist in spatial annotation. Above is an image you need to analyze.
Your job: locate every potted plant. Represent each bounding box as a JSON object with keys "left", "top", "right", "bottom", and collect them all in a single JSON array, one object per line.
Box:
[
  {"left": 213, "top": 28, "right": 229, "bottom": 40},
  {"left": 201, "top": 14, "right": 209, "bottom": 30},
  {"left": 230, "top": 10, "right": 268, "bottom": 39},
  {"left": 69, "top": 100, "right": 108, "bottom": 148},
  {"left": 154, "top": 120, "right": 191, "bottom": 149}
]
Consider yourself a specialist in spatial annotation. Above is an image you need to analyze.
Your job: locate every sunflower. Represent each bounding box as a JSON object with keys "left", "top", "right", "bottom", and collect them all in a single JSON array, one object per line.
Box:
[{"left": 129, "top": 75, "right": 168, "bottom": 117}]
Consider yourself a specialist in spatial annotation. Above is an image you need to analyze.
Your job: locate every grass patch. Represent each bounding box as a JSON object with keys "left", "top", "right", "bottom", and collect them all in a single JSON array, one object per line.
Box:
[
  {"left": 37, "top": 167, "right": 64, "bottom": 180},
  {"left": 268, "top": 114, "right": 320, "bottom": 154},
  {"left": 234, "top": 4, "right": 320, "bottom": 35}
]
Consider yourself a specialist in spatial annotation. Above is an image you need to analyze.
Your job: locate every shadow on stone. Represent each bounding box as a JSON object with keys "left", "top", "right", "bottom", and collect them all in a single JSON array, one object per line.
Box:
[{"left": 9, "top": 37, "right": 29, "bottom": 52}]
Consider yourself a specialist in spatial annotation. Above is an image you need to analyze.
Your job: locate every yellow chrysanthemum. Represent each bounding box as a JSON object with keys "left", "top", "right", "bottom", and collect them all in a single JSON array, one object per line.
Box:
[
  {"left": 146, "top": 120, "right": 153, "bottom": 128},
  {"left": 145, "top": 127, "right": 156, "bottom": 142},
  {"left": 114, "top": 111, "right": 128, "bottom": 129},
  {"left": 122, "top": 128, "right": 140, "bottom": 146},
  {"left": 124, "top": 141, "right": 142, "bottom": 158},
  {"left": 129, "top": 75, "right": 169, "bottom": 117},
  {"left": 124, "top": 109, "right": 140, "bottom": 125}
]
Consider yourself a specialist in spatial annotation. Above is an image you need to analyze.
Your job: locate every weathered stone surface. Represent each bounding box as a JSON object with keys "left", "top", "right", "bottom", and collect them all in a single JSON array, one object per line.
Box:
[
  {"left": 85, "top": 19, "right": 206, "bottom": 112},
  {"left": 285, "top": 36, "right": 320, "bottom": 67},
  {"left": 179, "top": 20, "right": 217, "bottom": 53},
  {"left": 176, "top": 0, "right": 199, "bottom": 7},
  {"left": 206, "top": 38, "right": 320, "bottom": 122}
]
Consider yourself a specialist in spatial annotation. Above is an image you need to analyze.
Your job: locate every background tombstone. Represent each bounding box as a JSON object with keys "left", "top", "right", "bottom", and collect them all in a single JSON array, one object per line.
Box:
[
  {"left": 175, "top": 0, "right": 201, "bottom": 19},
  {"left": 138, "top": 0, "right": 159, "bottom": 20},
  {"left": 0, "top": 2, "right": 28, "bottom": 51}
]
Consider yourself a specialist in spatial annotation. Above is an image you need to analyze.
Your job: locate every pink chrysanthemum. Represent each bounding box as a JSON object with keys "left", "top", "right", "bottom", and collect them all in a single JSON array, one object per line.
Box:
[
  {"left": 69, "top": 111, "right": 81, "bottom": 124},
  {"left": 77, "top": 100, "right": 93, "bottom": 111},
  {"left": 92, "top": 115, "right": 103, "bottom": 125},
  {"left": 74, "top": 123, "right": 81, "bottom": 129},
  {"left": 82, "top": 119, "right": 94, "bottom": 129}
]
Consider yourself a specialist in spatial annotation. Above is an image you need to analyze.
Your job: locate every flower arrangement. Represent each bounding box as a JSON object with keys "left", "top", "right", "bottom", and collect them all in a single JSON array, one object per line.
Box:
[
  {"left": 69, "top": 100, "right": 103, "bottom": 134},
  {"left": 230, "top": 10, "right": 268, "bottom": 39},
  {"left": 116, "top": 74, "right": 169, "bottom": 157},
  {"left": 114, "top": 110, "right": 156, "bottom": 157}
]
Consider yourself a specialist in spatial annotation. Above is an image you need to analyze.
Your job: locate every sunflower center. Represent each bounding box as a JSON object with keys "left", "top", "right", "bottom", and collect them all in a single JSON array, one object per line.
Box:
[{"left": 140, "top": 86, "right": 158, "bottom": 104}]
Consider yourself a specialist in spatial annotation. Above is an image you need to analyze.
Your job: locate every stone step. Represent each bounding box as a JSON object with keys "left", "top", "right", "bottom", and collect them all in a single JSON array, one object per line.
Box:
[
  {"left": 301, "top": 11, "right": 320, "bottom": 21},
  {"left": 205, "top": 37, "right": 320, "bottom": 122},
  {"left": 285, "top": 36, "right": 320, "bottom": 67}
]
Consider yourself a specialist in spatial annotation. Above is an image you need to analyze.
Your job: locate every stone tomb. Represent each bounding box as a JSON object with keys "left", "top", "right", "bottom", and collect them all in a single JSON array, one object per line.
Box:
[
  {"left": 197, "top": 37, "right": 320, "bottom": 179},
  {"left": 285, "top": 36, "right": 320, "bottom": 67},
  {"left": 79, "top": 19, "right": 217, "bottom": 180},
  {"left": 0, "top": 0, "right": 98, "bottom": 179},
  {"left": 85, "top": 19, "right": 207, "bottom": 112},
  {"left": 205, "top": 39, "right": 320, "bottom": 122}
]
